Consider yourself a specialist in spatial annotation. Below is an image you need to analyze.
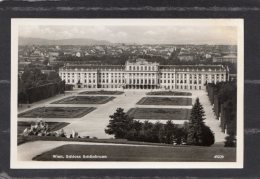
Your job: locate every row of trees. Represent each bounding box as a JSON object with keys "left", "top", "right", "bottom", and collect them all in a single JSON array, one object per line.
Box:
[
  {"left": 18, "top": 68, "right": 65, "bottom": 104},
  {"left": 105, "top": 98, "right": 215, "bottom": 146},
  {"left": 206, "top": 81, "right": 237, "bottom": 147}
]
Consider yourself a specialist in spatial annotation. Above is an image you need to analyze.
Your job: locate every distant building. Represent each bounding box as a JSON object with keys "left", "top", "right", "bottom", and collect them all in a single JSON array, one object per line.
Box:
[
  {"left": 41, "top": 69, "right": 55, "bottom": 75},
  {"left": 59, "top": 59, "right": 229, "bottom": 90},
  {"left": 49, "top": 52, "right": 59, "bottom": 57},
  {"left": 213, "top": 54, "right": 237, "bottom": 63},
  {"left": 178, "top": 54, "right": 194, "bottom": 62},
  {"left": 75, "top": 52, "right": 81, "bottom": 57}
]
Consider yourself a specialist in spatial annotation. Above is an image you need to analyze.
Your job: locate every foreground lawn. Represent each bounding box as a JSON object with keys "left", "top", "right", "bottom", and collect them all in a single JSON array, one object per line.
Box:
[
  {"left": 137, "top": 97, "right": 192, "bottom": 106},
  {"left": 18, "top": 121, "right": 69, "bottom": 135},
  {"left": 127, "top": 108, "right": 191, "bottom": 120},
  {"left": 147, "top": 91, "right": 192, "bottom": 96},
  {"left": 33, "top": 144, "right": 236, "bottom": 162},
  {"left": 18, "top": 107, "right": 96, "bottom": 118},
  {"left": 79, "top": 90, "right": 124, "bottom": 95},
  {"left": 52, "top": 96, "right": 115, "bottom": 104}
]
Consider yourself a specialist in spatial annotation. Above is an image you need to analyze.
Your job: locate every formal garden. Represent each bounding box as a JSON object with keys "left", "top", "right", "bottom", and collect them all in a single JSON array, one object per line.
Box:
[
  {"left": 146, "top": 91, "right": 192, "bottom": 96},
  {"left": 136, "top": 97, "right": 192, "bottom": 106},
  {"left": 127, "top": 108, "right": 191, "bottom": 120},
  {"left": 51, "top": 96, "right": 115, "bottom": 104},
  {"left": 18, "top": 107, "right": 96, "bottom": 118},
  {"left": 79, "top": 90, "right": 124, "bottom": 95}
]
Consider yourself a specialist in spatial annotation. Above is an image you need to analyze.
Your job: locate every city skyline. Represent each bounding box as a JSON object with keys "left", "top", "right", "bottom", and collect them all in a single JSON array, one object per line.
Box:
[{"left": 19, "top": 25, "right": 238, "bottom": 45}]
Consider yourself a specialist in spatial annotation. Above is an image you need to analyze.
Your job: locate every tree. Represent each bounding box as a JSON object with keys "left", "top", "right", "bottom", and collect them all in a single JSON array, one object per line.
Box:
[
  {"left": 163, "top": 120, "right": 176, "bottom": 144},
  {"left": 224, "top": 132, "right": 236, "bottom": 147},
  {"left": 150, "top": 121, "right": 164, "bottom": 143},
  {"left": 105, "top": 108, "right": 134, "bottom": 139},
  {"left": 125, "top": 120, "right": 142, "bottom": 141},
  {"left": 187, "top": 98, "right": 215, "bottom": 146},
  {"left": 47, "top": 71, "right": 61, "bottom": 82}
]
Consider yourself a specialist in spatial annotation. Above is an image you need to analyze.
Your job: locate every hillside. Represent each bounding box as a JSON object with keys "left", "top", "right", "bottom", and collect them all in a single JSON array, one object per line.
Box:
[{"left": 18, "top": 37, "right": 112, "bottom": 46}]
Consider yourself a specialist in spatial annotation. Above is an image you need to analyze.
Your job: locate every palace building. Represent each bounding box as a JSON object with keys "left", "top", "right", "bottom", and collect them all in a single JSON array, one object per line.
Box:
[{"left": 59, "top": 58, "right": 229, "bottom": 90}]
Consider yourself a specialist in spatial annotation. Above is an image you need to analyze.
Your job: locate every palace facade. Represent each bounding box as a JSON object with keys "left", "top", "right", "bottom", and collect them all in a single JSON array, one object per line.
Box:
[{"left": 59, "top": 59, "right": 229, "bottom": 90}]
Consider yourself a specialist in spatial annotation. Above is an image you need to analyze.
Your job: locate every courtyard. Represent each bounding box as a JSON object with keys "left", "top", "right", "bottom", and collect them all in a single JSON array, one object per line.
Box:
[{"left": 51, "top": 96, "right": 115, "bottom": 104}]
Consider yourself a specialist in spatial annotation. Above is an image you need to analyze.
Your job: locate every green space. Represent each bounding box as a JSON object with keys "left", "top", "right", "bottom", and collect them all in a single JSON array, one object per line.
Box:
[
  {"left": 18, "top": 121, "right": 69, "bottom": 135},
  {"left": 33, "top": 144, "right": 236, "bottom": 162},
  {"left": 137, "top": 97, "right": 192, "bottom": 106},
  {"left": 127, "top": 108, "right": 191, "bottom": 120},
  {"left": 146, "top": 91, "right": 192, "bottom": 96},
  {"left": 18, "top": 107, "right": 96, "bottom": 118},
  {"left": 52, "top": 96, "right": 115, "bottom": 104},
  {"left": 79, "top": 90, "right": 124, "bottom": 95}
]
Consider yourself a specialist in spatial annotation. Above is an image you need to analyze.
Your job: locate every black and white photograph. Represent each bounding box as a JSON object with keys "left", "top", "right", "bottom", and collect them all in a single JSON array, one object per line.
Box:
[{"left": 10, "top": 19, "right": 244, "bottom": 169}]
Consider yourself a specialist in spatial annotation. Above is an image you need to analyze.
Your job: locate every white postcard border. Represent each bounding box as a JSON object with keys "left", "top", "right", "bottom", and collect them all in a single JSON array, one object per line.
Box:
[{"left": 11, "top": 18, "right": 244, "bottom": 169}]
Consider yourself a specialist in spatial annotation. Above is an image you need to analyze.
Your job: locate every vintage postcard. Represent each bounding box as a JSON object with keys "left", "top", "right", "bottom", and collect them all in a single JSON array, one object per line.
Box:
[{"left": 11, "top": 19, "right": 244, "bottom": 168}]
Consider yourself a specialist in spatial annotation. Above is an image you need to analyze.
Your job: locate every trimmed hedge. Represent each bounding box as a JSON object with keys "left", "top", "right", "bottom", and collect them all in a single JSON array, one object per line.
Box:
[
  {"left": 206, "top": 82, "right": 236, "bottom": 135},
  {"left": 19, "top": 81, "right": 65, "bottom": 104}
]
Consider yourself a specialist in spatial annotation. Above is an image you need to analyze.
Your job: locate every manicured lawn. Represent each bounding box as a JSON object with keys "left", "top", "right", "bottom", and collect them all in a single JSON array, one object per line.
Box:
[
  {"left": 18, "top": 107, "right": 96, "bottom": 118},
  {"left": 147, "top": 91, "right": 192, "bottom": 96},
  {"left": 137, "top": 97, "right": 192, "bottom": 106},
  {"left": 127, "top": 108, "right": 191, "bottom": 120},
  {"left": 51, "top": 96, "right": 115, "bottom": 104},
  {"left": 79, "top": 90, "right": 124, "bottom": 95},
  {"left": 33, "top": 144, "right": 236, "bottom": 162},
  {"left": 18, "top": 121, "right": 70, "bottom": 134}
]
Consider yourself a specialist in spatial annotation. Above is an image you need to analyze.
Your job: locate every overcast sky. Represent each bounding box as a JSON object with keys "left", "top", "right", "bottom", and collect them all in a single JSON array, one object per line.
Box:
[{"left": 19, "top": 25, "right": 237, "bottom": 45}]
